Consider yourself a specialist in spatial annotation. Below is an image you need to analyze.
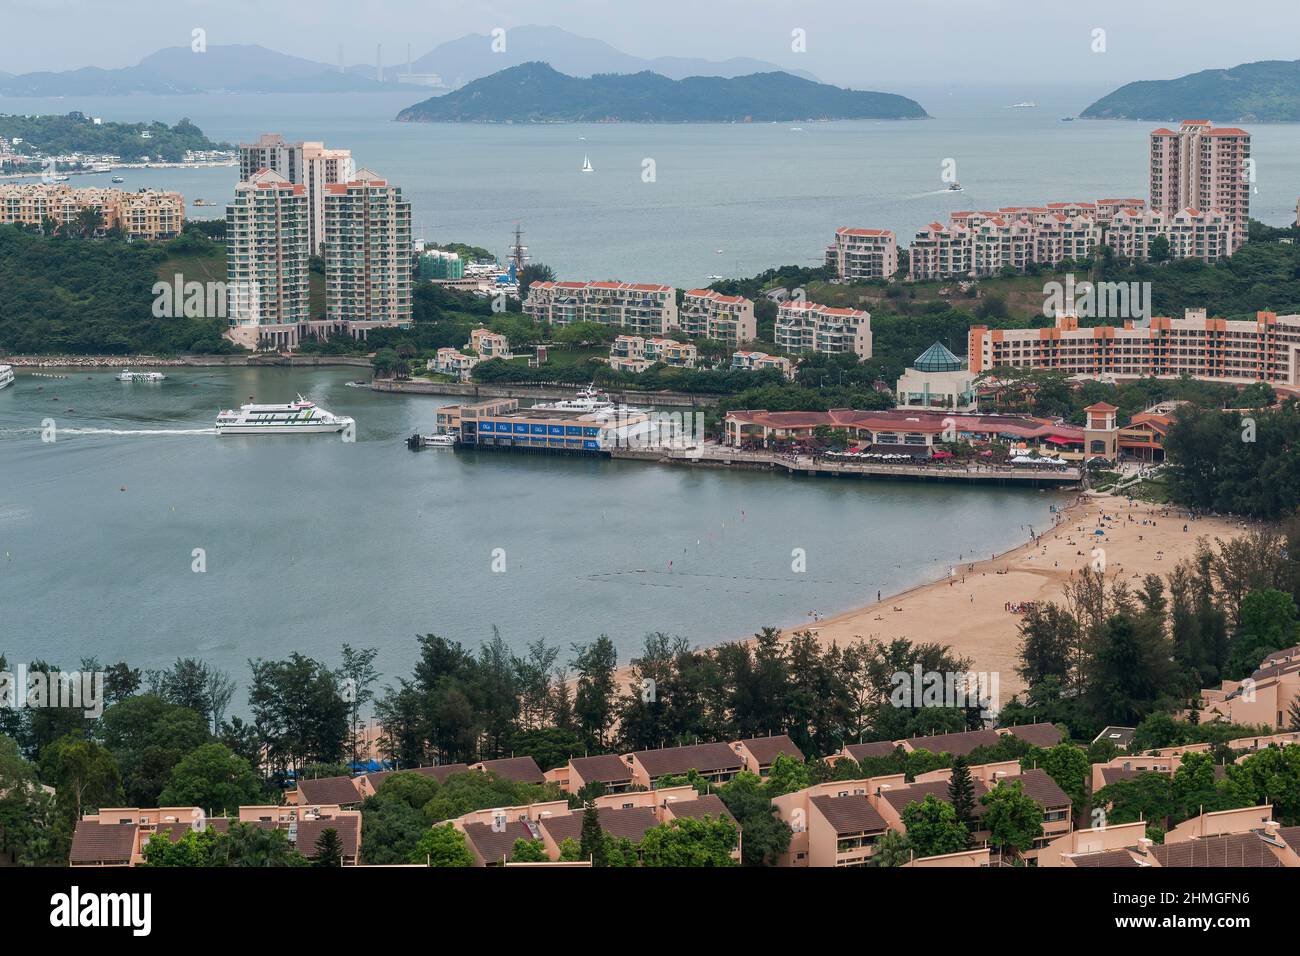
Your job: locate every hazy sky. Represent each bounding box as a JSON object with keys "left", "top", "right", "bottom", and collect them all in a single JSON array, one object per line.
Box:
[{"left": 4, "top": 0, "right": 1299, "bottom": 88}]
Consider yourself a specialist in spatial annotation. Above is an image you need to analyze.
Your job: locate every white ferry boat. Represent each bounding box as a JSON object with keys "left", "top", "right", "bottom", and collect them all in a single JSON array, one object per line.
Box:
[
  {"left": 0, "top": 364, "right": 13, "bottom": 390},
  {"left": 215, "top": 396, "right": 354, "bottom": 436},
  {"left": 117, "top": 368, "right": 166, "bottom": 382},
  {"left": 531, "top": 386, "right": 615, "bottom": 413}
]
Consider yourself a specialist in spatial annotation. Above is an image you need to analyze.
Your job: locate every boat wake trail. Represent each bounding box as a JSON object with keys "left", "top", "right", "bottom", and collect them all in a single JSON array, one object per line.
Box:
[
  {"left": 0, "top": 426, "right": 216, "bottom": 437},
  {"left": 62, "top": 427, "right": 218, "bottom": 436}
]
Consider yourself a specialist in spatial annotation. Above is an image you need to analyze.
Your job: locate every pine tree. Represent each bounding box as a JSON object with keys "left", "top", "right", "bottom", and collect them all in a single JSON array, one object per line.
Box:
[
  {"left": 310, "top": 827, "right": 343, "bottom": 867},
  {"left": 948, "top": 755, "right": 976, "bottom": 835},
  {"left": 579, "top": 802, "right": 607, "bottom": 867}
]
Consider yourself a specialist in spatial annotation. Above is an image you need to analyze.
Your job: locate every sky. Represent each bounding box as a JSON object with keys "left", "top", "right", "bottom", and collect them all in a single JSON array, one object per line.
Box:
[{"left": 3, "top": 0, "right": 1299, "bottom": 89}]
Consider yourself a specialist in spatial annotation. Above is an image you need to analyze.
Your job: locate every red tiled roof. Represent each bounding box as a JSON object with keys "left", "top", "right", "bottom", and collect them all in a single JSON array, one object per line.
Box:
[
  {"left": 844, "top": 740, "right": 901, "bottom": 761},
  {"left": 70, "top": 822, "right": 137, "bottom": 864},
  {"left": 811, "top": 794, "right": 889, "bottom": 834},
  {"left": 665, "top": 793, "right": 733, "bottom": 822},
  {"left": 1004, "top": 768, "right": 1071, "bottom": 809},
  {"left": 631, "top": 742, "right": 743, "bottom": 779},
  {"left": 364, "top": 764, "right": 469, "bottom": 790},
  {"left": 570, "top": 754, "right": 634, "bottom": 786},
  {"left": 904, "top": 728, "right": 1001, "bottom": 756},
  {"left": 738, "top": 734, "right": 804, "bottom": 765},
  {"left": 295, "top": 775, "right": 363, "bottom": 806},
  {"left": 1004, "top": 723, "right": 1064, "bottom": 748},
  {"left": 539, "top": 806, "right": 659, "bottom": 845},
  {"left": 1150, "top": 832, "right": 1283, "bottom": 868},
  {"left": 463, "top": 819, "right": 538, "bottom": 863},
  {"left": 1072, "top": 848, "right": 1143, "bottom": 867},
  {"left": 289, "top": 816, "right": 361, "bottom": 860},
  {"left": 477, "top": 756, "right": 544, "bottom": 784},
  {"left": 881, "top": 778, "right": 990, "bottom": 818}
]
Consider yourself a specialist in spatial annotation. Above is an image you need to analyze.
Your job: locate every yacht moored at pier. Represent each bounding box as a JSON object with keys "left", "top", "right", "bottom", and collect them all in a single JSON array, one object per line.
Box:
[
  {"left": 215, "top": 396, "right": 354, "bottom": 435},
  {"left": 530, "top": 386, "right": 616, "bottom": 413}
]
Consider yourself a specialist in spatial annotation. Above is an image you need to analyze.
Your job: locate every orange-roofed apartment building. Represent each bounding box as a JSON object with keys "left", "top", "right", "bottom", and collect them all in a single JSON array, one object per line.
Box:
[
  {"left": 0, "top": 183, "right": 185, "bottom": 239},
  {"left": 319, "top": 169, "right": 412, "bottom": 342},
  {"left": 523, "top": 280, "right": 677, "bottom": 336},
  {"left": 1149, "top": 121, "right": 1250, "bottom": 253},
  {"left": 679, "top": 290, "right": 756, "bottom": 343},
  {"left": 825, "top": 228, "right": 899, "bottom": 281},
  {"left": 775, "top": 301, "right": 872, "bottom": 359},
  {"left": 224, "top": 168, "right": 310, "bottom": 350},
  {"left": 969, "top": 309, "right": 1300, "bottom": 387},
  {"left": 1106, "top": 206, "right": 1235, "bottom": 263},
  {"left": 908, "top": 206, "right": 1102, "bottom": 281}
]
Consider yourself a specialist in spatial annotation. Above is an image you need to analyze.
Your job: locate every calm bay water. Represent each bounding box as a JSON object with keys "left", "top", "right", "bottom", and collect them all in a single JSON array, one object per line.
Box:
[
  {"left": 0, "top": 368, "right": 1063, "bottom": 682},
  {"left": 5, "top": 87, "right": 1300, "bottom": 287},
  {"left": 3, "top": 86, "right": 1261, "bottom": 683}
]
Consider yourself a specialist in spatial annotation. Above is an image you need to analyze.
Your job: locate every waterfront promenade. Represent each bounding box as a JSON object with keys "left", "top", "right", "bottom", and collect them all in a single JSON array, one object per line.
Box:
[{"left": 610, "top": 444, "right": 1084, "bottom": 487}]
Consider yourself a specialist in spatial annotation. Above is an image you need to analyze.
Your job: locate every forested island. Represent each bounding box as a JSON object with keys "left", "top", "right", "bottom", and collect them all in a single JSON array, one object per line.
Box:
[
  {"left": 0, "top": 112, "right": 231, "bottom": 163},
  {"left": 396, "top": 62, "right": 928, "bottom": 123},
  {"left": 1082, "top": 58, "right": 1300, "bottom": 121}
]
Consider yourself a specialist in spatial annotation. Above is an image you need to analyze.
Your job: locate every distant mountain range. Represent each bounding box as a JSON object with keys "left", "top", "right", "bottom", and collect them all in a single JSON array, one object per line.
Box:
[
  {"left": 0, "top": 26, "right": 814, "bottom": 97},
  {"left": 1082, "top": 59, "right": 1300, "bottom": 121},
  {"left": 0, "top": 45, "right": 403, "bottom": 96},
  {"left": 407, "top": 24, "right": 816, "bottom": 86},
  {"left": 395, "top": 62, "right": 927, "bottom": 123}
]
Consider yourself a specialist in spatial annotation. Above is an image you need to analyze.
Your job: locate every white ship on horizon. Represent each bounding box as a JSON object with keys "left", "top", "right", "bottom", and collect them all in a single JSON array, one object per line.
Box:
[{"left": 215, "top": 395, "right": 354, "bottom": 436}]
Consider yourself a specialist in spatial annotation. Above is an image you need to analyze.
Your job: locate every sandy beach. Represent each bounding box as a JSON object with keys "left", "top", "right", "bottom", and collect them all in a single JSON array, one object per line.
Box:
[
  {"left": 778, "top": 494, "right": 1245, "bottom": 701},
  {"left": 612, "top": 493, "right": 1247, "bottom": 703}
]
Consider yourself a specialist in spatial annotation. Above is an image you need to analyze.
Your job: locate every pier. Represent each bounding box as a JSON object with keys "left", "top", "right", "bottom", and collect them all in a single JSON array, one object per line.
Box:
[{"left": 609, "top": 444, "right": 1083, "bottom": 487}]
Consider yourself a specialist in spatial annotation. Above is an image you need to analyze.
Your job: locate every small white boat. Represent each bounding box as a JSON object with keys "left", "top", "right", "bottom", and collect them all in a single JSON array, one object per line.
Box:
[
  {"left": 581, "top": 155, "right": 593, "bottom": 173},
  {"left": 118, "top": 368, "right": 166, "bottom": 382},
  {"left": 215, "top": 395, "right": 353, "bottom": 436},
  {"left": 0, "top": 364, "right": 13, "bottom": 390},
  {"left": 111, "top": 176, "right": 125, "bottom": 183}
]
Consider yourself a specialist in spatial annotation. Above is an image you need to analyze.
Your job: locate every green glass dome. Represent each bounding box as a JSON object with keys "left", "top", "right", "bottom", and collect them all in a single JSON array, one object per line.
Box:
[{"left": 913, "top": 342, "right": 964, "bottom": 373}]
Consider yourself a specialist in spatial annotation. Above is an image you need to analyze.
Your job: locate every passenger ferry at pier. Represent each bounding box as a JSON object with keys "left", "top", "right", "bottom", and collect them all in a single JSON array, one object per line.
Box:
[
  {"left": 0, "top": 364, "right": 14, "bottom": 390},
  {"left": 531, "top": 386, "right": 616, "bottom": 413},
  {"left": 215, "top": 396, "right": 354, "bottom": 436},
  {"left": 117, "top": 368, "right": 166, "bottom": 382}
]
